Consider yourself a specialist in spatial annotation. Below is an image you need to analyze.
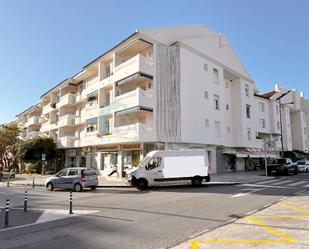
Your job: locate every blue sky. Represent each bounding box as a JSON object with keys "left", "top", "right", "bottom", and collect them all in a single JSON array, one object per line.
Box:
[{"left": 0, "top": 0, "right": 308, "bottom": 123}]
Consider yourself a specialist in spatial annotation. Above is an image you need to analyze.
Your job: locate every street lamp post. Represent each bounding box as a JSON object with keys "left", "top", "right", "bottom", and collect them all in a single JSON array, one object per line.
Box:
[{"left": 276, "top": 90, "right": 292, "bottom": 157}]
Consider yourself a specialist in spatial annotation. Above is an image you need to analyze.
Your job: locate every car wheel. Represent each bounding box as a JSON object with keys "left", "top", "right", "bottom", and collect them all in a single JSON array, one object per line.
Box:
[
  {"left": 46, "top": 182, "right": 54, "bottom": 191},
  {"left": 90, "top": 186, "right": 97, "bottom": 190},
  {"left": 137, "top": 179, "right": 148, "bottom": 190},
  {"left": 294, "top": 169, "right": 298, "bottom": 175},
  {"left": 74, "top": 183, "right": 83, "bottom": 192},
  {"left": 191, "top": 176, "right": 202, "bottom": 187}
]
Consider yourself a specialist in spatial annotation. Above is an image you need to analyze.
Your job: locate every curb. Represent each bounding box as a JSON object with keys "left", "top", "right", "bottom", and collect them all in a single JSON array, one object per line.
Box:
[{"left": 6, "top": 181, "right": 242, "bottom": 189}]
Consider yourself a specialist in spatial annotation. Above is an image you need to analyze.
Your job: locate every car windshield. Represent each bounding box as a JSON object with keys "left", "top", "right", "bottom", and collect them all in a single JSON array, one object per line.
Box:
[
  {"left": 138, "top": 156, "right": 151, "bottom": 168},
  {"left": 298, "top": 162, "right": 305, "bottom": 165}
]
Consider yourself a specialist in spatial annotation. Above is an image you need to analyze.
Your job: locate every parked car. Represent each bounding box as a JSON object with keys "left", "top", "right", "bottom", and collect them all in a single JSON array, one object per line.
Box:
[
  {"left": 126, "top": 150, "right": 210, "bottom": 190},
  {"left": 2, "top": 170, "right": 15, "bottom": 179},
  {"left": 45, "top": 167, "right": 98, "bottom": 192},
  {"left": 267, "top": 158, "right": 298, "bottom": 175},
  {"left": 296, "top": 160, "right": 309, "bottom": 172}
]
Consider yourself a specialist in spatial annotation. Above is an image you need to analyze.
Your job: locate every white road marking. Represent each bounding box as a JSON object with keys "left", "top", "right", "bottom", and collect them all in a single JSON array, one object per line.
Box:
[
  {"left": 271, "top": 180, "right": 294, "bottom": 186},
  {"left": 246, "top": 209, "right": 258, "bottom": 215},
  {"left": 257, "top": 179, "right": 281, "bottom": 185},
  {"left": 231, "top": 188, "right": 265, "bottom": 198},
  {"left": 303, "top": 184, "right": 309, "bottom": 188},
  {"left": 287, "top": 181, "right": 307, "bottom": 187}
]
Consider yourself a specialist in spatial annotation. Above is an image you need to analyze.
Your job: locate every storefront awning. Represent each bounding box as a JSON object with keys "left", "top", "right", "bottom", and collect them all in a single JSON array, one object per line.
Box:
[
  {"left": 116, "top": 72, "right": 153, "bottom": 86},
  {"left": 86, "top": 117, "right": 98, "bottom": 124},
  {"left": 222, "top": 149, "right": 248, "bottom": 158},
  {"left": 115, "top": 106, "right": 153, "bottom": 116},
  {"left": 87, "top": 90, "right": 98, "bottom": 100}
]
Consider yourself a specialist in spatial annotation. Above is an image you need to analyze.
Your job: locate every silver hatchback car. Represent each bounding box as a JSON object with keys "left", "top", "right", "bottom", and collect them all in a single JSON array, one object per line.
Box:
[{"left": 45, "top": 167, "right": 98, "bottom": 192}]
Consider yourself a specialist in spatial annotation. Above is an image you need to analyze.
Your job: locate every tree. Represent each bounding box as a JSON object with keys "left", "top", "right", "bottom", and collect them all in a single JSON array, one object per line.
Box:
[
  {"left": 15, "top": 137, "right": 57, "bottom": 174},
  {"left": 0, "top": 124, "right": 20, "bottom": 171}
]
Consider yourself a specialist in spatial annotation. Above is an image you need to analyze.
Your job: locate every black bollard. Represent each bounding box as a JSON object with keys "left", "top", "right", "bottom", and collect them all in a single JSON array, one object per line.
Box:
[
  {"left": 69, "top": 192, "right": 73, "bottom": 214},
  {"left": 3, "top": 199, "right": 9, "bottom": 227},
  {"left": 24, "top": 191, "right": 28, "bottom": 212},
  {"left": 32, "top": 177, "right": 35, "bottom": 188}
]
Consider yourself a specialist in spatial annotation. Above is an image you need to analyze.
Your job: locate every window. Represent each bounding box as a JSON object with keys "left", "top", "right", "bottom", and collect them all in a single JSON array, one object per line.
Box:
[
  {"left": 146, "top": 157, "right": 161, "bottom": 170},
  {"left": 214, "top": 95, "right": 220, "bottom": 110},
  {"left": 205, "top": 119, "right": 209, "bottom": 127},
  {"left": 277, "top": 121, "right": 280, "bottom": 130},
  {"left": 260, "top": 119, "right": 266, "bottom": 129},
  {"left": 227, "top": 126, "right": 231, "bottom": 134},
  {"left": 204, "top": 63, "right": 208, "bottom": 71},
  {"left": 213, "top": 68, "right": 219, "bottom": 83},
  {"left": 247, "top": 128, "right": 252, "bottom": 141},
  {"left": 246, "top": 104, "right": 251, "bottom": 118},
  {"left": 204, "top": 91, "right": 209, "bottom": 99},
  {"left": 226, "top": 104, "right": 229, "bottom": 110},
  {"left": 214, "top": 121, "right": 221, "bottom": 137},
  {"left": 245, "top": 84, "right": 249, "bottom": 96},
  {"left": 57, "top": 169, "right": 68, "bottom": 177},
  {"left": 304, "top": 127, "right": 307, "bottom": 135},
  {"left": 86, "top": 124, "right": 96, "bottom": 133},
  {"left": 259, "top": 102, "right": 265, "bottom": 112},
  {"left": 68, "top": 169, "right": 79, "bottom": 176},
  {"left": 56, "top": 93, "right": 60, "bottom": 103}
]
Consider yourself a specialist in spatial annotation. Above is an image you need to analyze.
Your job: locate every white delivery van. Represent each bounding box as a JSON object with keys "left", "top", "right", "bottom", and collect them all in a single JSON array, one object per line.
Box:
[{"left": 126, "top": 150, "right": 210, "bottom": 189}]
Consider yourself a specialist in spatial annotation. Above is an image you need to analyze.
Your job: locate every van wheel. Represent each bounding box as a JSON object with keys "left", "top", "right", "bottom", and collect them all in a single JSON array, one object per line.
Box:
[
  {"left": 191, "top": 177, "right": 202, "bottom": 187},
  {"left": 137, "top": 179, "right": 148, "bottom": 190},
  {"left": 74, "top": 183, "right": 83, "bottom": 192},
  {"left": 46, "top": 182, "right": 54, "bottom": 191}
]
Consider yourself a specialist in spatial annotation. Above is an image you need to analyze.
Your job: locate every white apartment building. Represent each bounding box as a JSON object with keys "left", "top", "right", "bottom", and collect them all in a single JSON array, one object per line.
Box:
[{"left": 14, "top": 25, "right": 309, "bottom": 175}]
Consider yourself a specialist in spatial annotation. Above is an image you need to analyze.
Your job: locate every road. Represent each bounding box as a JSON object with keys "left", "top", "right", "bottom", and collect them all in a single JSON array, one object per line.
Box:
[{"left": 0, "top": 173, "right": 309, "bottom": 249}]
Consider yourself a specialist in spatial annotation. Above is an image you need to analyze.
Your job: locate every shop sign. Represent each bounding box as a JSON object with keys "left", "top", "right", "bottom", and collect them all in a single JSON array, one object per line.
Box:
[
  {"left": 246, "top": 147, "right": 264, "bottom": 153},
  {"left": 97, "top": 145, "right": 119, "bottom": 151},
  {"left": 121, "top": 143, "right": 141, "bottom": 150},
  {"left": 66, "top": 149, "right": 77, "bottom": 157}
]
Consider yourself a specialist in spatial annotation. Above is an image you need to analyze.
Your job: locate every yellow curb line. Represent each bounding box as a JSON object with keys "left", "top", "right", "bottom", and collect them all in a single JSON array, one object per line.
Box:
[{"left": 189, "top": 200, "right": 309, "bottom": 248}]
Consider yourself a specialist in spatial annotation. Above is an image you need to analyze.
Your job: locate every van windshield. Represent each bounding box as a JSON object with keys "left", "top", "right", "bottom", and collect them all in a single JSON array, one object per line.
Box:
[{"left": 139, "top": 156, "right": 151, "bottom": 168}]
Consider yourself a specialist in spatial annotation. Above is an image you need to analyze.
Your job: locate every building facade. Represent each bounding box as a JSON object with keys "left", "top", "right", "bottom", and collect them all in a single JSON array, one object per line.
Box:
[{"left": 14, "top": 25, "right": 309, "bottom": 176}]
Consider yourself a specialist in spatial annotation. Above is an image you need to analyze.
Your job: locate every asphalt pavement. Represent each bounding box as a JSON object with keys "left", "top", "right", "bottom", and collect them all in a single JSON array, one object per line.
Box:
[{"left": 0, "top": 173, "right": 309, "bottom": 249}]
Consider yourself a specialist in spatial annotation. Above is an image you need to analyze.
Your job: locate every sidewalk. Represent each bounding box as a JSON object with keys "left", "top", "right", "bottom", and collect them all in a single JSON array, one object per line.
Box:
[
  {"left": 1, "top": 170, "right": 273, "bottom": 188},
  {"left": 172, "top": 190, "right": 309, "bottom": 249}
]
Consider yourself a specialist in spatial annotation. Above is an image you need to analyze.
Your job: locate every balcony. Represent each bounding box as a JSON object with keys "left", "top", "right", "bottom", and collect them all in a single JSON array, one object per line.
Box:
[
  {"left": 42, "top": 104, "right": 55, "bottom": 115},
  {"left": 75, "top": 116, "right": 85, "bottom": 125},
  {"left": 85, "top": 105, "right": 99, "bottom": 119},
  {"left": 114, "top": 88, "right": 154, "bottom": 111},
  {"left": 28, "top": 131, "right": 42, "bottom": 138},
  {"left": 58, "top": 114, "right": 76, "bottom": 127},
  {"left": 57, "top": 137, "right": 76, "bottom": 148},
  {"left": 114, "top": 123, "right": 154, "bottom": 142},
  {"left": 41, "top": 121, "right": 58, "bottom": 132},
  {"left": 113, "top": 54, "right": 154, "bottom": 83},
  {"left": 58, "top": 93, "right": 76, "bottom": 108},
  {"left": 25, "top": 116, "right": 40, "bottom": 127}
]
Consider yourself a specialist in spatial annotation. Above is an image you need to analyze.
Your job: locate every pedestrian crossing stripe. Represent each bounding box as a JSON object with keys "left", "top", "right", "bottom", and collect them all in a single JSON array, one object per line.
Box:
[{"left": 287, "top": 181, "right": 307, "bottom": 187}]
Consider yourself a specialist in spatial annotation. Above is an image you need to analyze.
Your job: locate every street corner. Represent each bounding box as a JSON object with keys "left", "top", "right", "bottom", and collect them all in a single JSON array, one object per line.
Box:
[
  {"left": 0, "top": 208, "right": 43, "bottom": 231},
  {"left": 0, "top": 208, "right": 99, "bottom": 232},
  {"left": 172, "top": 193, "right": 309, "bottom": 249}
]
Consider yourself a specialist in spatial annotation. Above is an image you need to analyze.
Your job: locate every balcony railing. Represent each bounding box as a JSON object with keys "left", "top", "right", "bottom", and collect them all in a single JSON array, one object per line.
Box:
[
  {"left": 58, "top": 93, "right": 76, "bottom": 108},
  {"left": 114, "top": 88, "right": 154, "bottom": 111},
  {"left": 26, "top": 116, "right": 40, "bottom": 127},
  {"left": 114, "top": 54, "right": 154, "bottom": 83},
  {"left": 114, "top": 122, "right": 154, "bottom": 141},
  {"left": 42, "top": 104, "right": 55, "bottom": 115},
  {"left": 58, "top": 114, "right": 76, "bottom": 127},
  {"left": 28, "top": 131, "right": 42, "bottom": 138},
  {"left": 57, "top": 137, "right": 76, "bottom": 148}
]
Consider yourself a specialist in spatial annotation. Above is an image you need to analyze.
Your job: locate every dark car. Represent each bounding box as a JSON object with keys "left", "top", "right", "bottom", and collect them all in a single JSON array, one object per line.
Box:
[{"left": 267, "top": 158, "right": 298, "bottom": 176}]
